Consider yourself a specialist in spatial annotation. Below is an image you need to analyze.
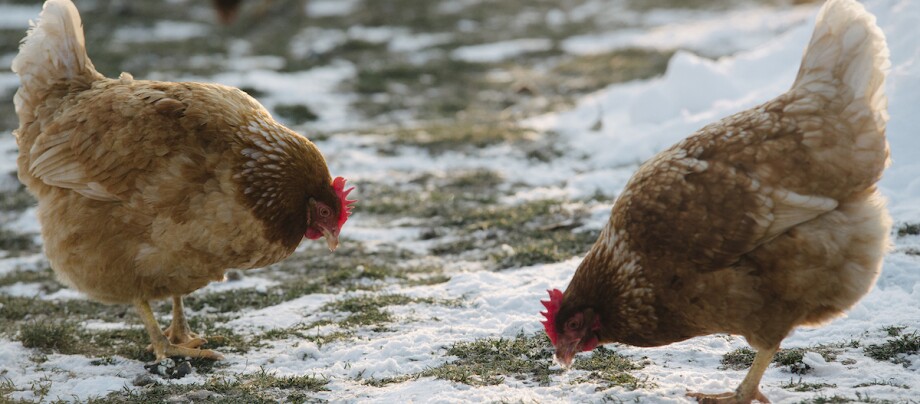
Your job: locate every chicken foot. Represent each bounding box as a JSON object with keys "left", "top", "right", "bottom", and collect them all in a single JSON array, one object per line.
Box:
[
  {"left": 160, "top": 296, "right": 207, "bottom": 348},
  {"left": 135, "top": 299, "right": 224, "bottom": 361},
  {"left": 687, "top": 345, "right": 778, "bottom": 403}
]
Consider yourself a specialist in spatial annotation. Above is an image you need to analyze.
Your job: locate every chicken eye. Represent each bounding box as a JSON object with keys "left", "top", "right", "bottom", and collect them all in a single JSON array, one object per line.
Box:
[
  {"left": 319, "top": 206, "right": 331, "bottom": 217},
  {"left": 566, "top": 318, "right": 582, "bottom": 330}
]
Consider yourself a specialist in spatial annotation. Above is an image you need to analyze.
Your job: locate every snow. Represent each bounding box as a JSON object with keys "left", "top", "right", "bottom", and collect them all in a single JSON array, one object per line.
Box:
[
  {"left": 113, "top": 21, "right": 209, "bottom": 43},
  {"left": 289, "top": 27, "right": 349, "bottom": 57},
  {"left": 389, "top": 32, "right": 454, "bottom": 53},
  {"left": 305, "top": 0, "right": 362, "bottom": 18},
  {"left": 2, "top": 0, "right": 919, "bottom": 402},
  {"left": 0, "top": 5, "right": 39, "bottom": 30},
  {"left": 203, "top": 61, "right": 358, "bottom": 132},
  {"left": 562, "top": 6, "right": 816, "bottom": 57},
  {"left": 451, "top": 38, "right": 554, "bottom": 63}
]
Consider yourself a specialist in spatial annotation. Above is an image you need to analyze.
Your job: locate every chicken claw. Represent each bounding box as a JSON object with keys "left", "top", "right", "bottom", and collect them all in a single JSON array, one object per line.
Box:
[
  {"left": 156, "top": 296, "right": 208, "bottom": 348},
  {"left": 686, "top": 390, "right": 770, "bottom": 404},
  {"left": 688, "top": 345, "right": 777, "bottom": 404},
  {"left": 162, "top": 325, "right": 208, "bottom": 348},
  {"left": 135, "top": 299, "right": 224, "bottom": 362},
  {"left": 150, "top": 338, "right": 225, "bottom": 361}
]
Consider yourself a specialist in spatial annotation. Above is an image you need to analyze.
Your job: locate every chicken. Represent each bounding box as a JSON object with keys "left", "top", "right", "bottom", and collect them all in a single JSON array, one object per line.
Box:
[
  {"left": 12, "top": 0, "right": 354, "bottom": 362},
  {"left": 540, "top": 0, "right": 890, "bottom": 402},
  {"left": 213, "top": 0, "right": 244, "bottom": 24}
]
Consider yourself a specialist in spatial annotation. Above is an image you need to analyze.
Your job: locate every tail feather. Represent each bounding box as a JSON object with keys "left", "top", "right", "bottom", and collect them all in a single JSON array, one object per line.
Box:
[
  {"left": 12, "top": 0, "right": 100, "bottom": 125},
  {"left": 793, "top": 0, "right": 890, "bottom": 137}
]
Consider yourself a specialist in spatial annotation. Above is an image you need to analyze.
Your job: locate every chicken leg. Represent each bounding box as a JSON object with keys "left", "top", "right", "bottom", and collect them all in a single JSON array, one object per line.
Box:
[
  {"left": 135, "top": 299, "right": 224, "bottom": 361},
  {"left": 687, "top": 345, "right": 778, "bottom": 403},
  {"left": 162, "top": 296, "right": 207, "bottom": 348}
]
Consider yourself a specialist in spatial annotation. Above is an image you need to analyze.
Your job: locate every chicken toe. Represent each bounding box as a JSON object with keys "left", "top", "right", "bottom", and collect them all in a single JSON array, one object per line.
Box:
[
  {"left": 687, "top": 345, "right": 777, "bottom": 404},
  {"left": 135, "top": 300, "right": 224, "bottom": 361},
  {"left": 686, "top": 390, "right": 770, "bottom": 404},
  {"left": 163, "top": 296, "right": 208, "bottom": 347}
]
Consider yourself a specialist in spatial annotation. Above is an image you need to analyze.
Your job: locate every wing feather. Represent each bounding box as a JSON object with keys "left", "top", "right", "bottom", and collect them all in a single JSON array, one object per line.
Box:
[
  {"left": 615, "top": 107, "right": 841, "bottom": 271},
  {"left": 25, "top": 89, "right": 192, "bottom": 202},
  {"left": 763, "top": 188, "right": 838, "bottom": 239}
]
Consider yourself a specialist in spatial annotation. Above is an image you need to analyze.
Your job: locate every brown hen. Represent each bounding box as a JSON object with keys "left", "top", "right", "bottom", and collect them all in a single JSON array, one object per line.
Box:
[
  {"left": 541, "top": 0, "right": 891, "bottom": 402},
  {"left": 12, "top": 0, "right": 354, "bottom": 362}
]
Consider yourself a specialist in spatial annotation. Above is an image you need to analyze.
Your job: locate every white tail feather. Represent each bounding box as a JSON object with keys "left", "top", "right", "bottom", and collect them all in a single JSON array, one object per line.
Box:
[
  {"left": 793, "top": 0, "right": 890, "bottom": 136},
  {"left": 11, "top": 0, "right": 99, "bottom": 121}
]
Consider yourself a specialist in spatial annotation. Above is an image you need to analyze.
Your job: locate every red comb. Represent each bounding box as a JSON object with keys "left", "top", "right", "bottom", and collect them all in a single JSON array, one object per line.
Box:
[
  {"left": 332, "top": 177, "right": 356, "bottom": 229},
  {"left": 540, "top": 289, "right": 564, "bottom": 345}
]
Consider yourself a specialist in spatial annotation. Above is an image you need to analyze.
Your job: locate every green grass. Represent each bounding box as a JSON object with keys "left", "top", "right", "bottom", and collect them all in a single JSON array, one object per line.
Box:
[
  {"left": 897, "top": 223, "right": 920, "bottom": 237},
  {"left": 362, "top": 333, "right": 644, "bottom": 390},
  {"left": 391, "top": 123, "right": 539, "bottom": 155},
  {"left": 0, "top": 229, "right": 39, "bottom": 257},
  {"left": 180, "top": 250, "right": 443, "bottom": 315},
  {"left": 273, "top": 104, "right": 319, "bottom": 125},
  {"left": 18, "top": 320, "right": 80, "bottom": 354},
  {"left": 434, "top": 198, "right": 600, "bottom": 269},
  {"left": 425, "top": 333, "right": 558, "bottom": 386},
  {"left": 321, "top": 293, "right": 461, "bottom": 331},
  {"left": 353, "top": 180, "right": 601, "bottom": 271},
  {"left": 0, "top": 268, "right": 57, "bottom": 288},
  {"left": 2, "top": 296, "right": 253, "bottom": 363},
  {"left": 569, "top": 346, "right": 649, "bottom": 390},
  {"left": 721, "top": 345, "right": 841, "bottom": 374},
  {"left": 90, "top": 370, "right": 328, "bottom": 403},
  {"left": 852, "top": 379, "right": 910, "bottom": 389},
  {"left": 720, "top": 347, "right": 757, "bottom": 370},
  {"left": 798, "top": 392, "right": 899, "bottom": 404},
  {"left": 358, "top": 179, "right": 600, "bottom": 270},
  {"left": 0, "top": 295, "right": 129, "bottom": 326},
  {"left": 0, "top": 185, "right": 36, "bottom": 212},
  {"left": 781, "top": 378, "right": 836, "bottom": 392},
  {"left": 494, "top": 230, "right": 599, "bottom": 268},
  {"left": 0, "top": 378, "right": 15, "bottom": 399},
  {"left": 249, "top": 371, "right": 329, "bottom": 391},
  {"left": 548, "top": 48, "right": 673, "bottom": 94},
  {"left": 864, "top": 332, "right": 920, "bottom": 366}
]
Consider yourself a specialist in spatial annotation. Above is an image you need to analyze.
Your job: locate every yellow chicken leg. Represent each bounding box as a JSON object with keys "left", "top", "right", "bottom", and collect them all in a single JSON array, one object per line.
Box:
[
  {"left": 687, "top": 345, "right": 777, "bottom": 403},
  {"left": 161, "top": 296, "right": 207, "bottom": 348},
  {"left": 135, "top": 299, "right": 224, "bottom": 361}
]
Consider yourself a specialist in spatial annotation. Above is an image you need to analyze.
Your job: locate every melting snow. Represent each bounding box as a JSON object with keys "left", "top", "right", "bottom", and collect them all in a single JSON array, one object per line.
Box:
[{"left": 451, "top": 38, "right": 554, "bottom": 63}]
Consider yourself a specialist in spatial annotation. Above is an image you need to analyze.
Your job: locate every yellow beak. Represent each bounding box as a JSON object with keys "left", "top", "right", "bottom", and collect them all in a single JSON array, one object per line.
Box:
[{"left": 322, "top": 228, "right": 339, "bottom": 252}]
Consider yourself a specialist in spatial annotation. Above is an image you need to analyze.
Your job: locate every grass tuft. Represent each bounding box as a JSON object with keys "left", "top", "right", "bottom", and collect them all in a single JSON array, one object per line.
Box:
[
  {"left": 896, "top": 223, "right": 920, "bottom": 237},
  {"left": 0, "top": 183, "right": 36, "bottom": 212},
  {"left": 0, "top": 229, "right": 39, "bottom": 257},
  {"left": 392, "top": 123, "right": 538, "bottom": 155},
  {"left": 852, "top": 379, "right": 910, "bottom": 389},
  {"left": 250, "top": 370, "right": 329, "bottom": 391},
  {"left": 425, "top": 332, "right": 557, "bottom": 386},
  {"left": 412, "top": 333, "right": 644, "bottom": 389},
  {"left": 864, "top": 332, "right": 920, "bottom": 366},
  {"left": 721, "top": 346, "right": 839, "bottom": 374},
  {"left": 720, "top": 347, "right": 757, "bottom": 370},
  {"left": 92, "top": 370, "right": 327, "bottom": 403},
  {"left": 780, "top": 378, "right": 836, "bottom": 392},
  {"left": 18, "top": 320, "right": 80, "bottom": 354},
  {"left": 273, "top": 104, "right": 319, "bottom": 125},
  {"left": 571, "top": 346, "right": 648, "bottom": 390},
  {"left": 0, "top": 378, "right": 15, "bottom": 398},
  {"left": 322, "top": 294, "right": 460, "bottom": 331}
]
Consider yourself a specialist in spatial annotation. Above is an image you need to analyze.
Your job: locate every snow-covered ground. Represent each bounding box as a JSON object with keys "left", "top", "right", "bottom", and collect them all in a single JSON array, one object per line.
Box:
[{"left": 1, "top": 0, "right": 919, "bottom": 402}]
